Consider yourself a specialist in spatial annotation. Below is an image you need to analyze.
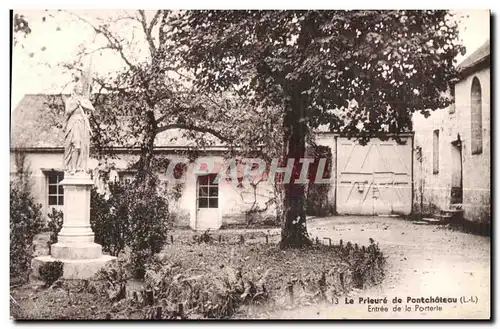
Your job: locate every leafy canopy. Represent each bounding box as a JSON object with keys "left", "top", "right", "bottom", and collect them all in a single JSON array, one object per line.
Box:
[{"left": 166, "top": 10, "right": 465, "bottom": 142}]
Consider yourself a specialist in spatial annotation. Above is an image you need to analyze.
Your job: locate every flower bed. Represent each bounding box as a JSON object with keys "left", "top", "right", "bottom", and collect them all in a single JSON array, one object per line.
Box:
[{"left": 11, "top": 234, "right": 385, "bottom": 320}]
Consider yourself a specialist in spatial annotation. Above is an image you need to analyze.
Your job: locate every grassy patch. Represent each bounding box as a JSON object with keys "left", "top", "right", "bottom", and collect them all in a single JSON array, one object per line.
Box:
[{"left": 11, "top": 233, "right": 385, "bottom": 320}]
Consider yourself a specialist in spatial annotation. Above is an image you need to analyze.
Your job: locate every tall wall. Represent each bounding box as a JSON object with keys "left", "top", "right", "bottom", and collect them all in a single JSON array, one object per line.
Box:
[{"left": 412, "top": 66, "right": 490, "bottom": 223}]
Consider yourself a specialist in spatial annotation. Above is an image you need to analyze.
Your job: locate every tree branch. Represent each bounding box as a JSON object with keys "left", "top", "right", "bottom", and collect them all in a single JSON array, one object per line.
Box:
[
  {"left": 158, "top": 10, "right": 169, "bottom": 48},
  {"left": 66, "top": 11, "right": 136, "bottom": 70},
  {"left": 155, "top": 123, "right": 230, "bottom": 142},
  {"left": 93, "top": 76, "right": 127, "bottom": 92},
  {"left": 138, "top": 10, "right": 160, "bottom": 57}
]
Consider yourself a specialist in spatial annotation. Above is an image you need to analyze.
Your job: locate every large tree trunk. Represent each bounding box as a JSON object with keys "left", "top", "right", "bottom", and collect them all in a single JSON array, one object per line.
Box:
[
  {"left": 279, "top": 99, "right": 312, "bottom": 249},
  {"left": 133, "top": 110, "right": 159, "bottom": 191},
  {"left": 135, "top": 129, "right": 156, "bottom": 191}
]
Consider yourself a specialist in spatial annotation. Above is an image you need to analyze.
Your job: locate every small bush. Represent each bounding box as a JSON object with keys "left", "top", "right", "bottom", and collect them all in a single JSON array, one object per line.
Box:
[
  {"left": 90, "top": 182, "right": 131, "bottom": 257},
  {"left": 90, "top": 178, "right": 170, "bottom": 279},
  {"left": 47, "top": 208, "right": 63, "bottom": 245},
  {"left": 39, "top": 261, "right": 64, "bottom": 287},
  {"left": 128, "top": 186, "right": 170, "bottom": 278},
  {"left": 94, "top": 258, "right": 130, "bottom": 302},
  {"left": 10, "top": 182, "right": 45, "bottom": 284},
  {"left": 337, "top": 239, "right": 386, "bottom": 289},
  {"left": 194, "top": 229, "right": 213, "bottom": 244}
]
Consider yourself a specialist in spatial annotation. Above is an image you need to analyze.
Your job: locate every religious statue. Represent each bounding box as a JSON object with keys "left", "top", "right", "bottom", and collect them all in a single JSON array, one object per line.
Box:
[{"left": 63, "top": 77, "right": 94, "bottom": 174}]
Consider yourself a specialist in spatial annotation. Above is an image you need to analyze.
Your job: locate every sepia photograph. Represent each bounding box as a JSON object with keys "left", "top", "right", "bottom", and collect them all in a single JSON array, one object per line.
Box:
[{"left": 9, "top": 8, "right": 491, "bottom": 320}]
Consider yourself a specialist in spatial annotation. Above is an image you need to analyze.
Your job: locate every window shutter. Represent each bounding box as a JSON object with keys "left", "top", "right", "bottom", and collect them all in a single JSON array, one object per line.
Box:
[
  {"left": 433, "top": 130, "right": 439, "bottom": 174},
  {"left": 471, "top": 77, "right": 483, "bottom": 155}
]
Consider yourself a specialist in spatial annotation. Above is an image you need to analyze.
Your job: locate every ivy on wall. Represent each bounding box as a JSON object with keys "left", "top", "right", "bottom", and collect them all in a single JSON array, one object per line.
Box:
[{"left": 305, "top": 145, "right": 334, "bottom": 217}]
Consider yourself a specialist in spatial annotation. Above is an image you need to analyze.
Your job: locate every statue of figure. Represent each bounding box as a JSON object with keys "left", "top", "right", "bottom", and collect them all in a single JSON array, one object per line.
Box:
[{"left": 63, "top": 79, "right": 94, "bottom": 174}]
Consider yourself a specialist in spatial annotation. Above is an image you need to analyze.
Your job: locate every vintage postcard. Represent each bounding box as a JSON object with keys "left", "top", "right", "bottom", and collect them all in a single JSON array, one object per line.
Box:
[{"left": 10, "top": 9, "right": 491, "bottom": 320}]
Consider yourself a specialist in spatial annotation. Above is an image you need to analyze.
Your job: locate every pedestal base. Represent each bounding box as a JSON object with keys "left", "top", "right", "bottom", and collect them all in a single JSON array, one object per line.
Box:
[
  {"left": 51, "top": 242, "right": 102, "bottom": 260},
  {"left": 34, "top": 172, "right": 117, "bottom": 280},
  {"left": 32, "top": 254, "right": 116, "bottom": 280}
]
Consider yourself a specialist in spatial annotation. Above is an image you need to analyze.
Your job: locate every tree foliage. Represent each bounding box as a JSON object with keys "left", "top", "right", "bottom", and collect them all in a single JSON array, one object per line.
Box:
[
  {"left": 13, "top": 10, "right": 57, "bottom": 52},
  {"left": 167, "top": 10, "right": 464, "bottom": 140},
  {"left": 13, "top": 13, "right": 32, "bottom": 40}
]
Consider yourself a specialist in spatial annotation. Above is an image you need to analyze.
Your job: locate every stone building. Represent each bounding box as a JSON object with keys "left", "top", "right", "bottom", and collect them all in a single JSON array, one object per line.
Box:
[
  {"left": 10, "top": 94, "right": 414, "bottom": 229},
  {"left": 412, "top": 40, "right": 490, "bottom": 224}
]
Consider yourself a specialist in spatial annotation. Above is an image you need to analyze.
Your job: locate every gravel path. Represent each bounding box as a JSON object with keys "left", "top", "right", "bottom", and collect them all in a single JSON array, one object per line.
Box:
[{"left": 262, "top": 216, "right": 491, "bottom": 319}]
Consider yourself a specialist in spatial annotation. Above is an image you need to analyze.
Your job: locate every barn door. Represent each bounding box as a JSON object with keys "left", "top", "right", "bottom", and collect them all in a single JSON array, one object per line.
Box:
[{"left": 336, "top": 137, "right": 412, "bottom": 215}]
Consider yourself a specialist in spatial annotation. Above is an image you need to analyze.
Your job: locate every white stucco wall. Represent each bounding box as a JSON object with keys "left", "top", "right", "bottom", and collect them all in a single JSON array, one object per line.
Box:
[
  {"left": 9, "top": 151, "right": 137, "bottom": 219},
  {"left": 412, "top": 66, "right": 490, "bottom": 223},
  {"left": 9, "top": 151, "right": 278, "bottom": 228}
]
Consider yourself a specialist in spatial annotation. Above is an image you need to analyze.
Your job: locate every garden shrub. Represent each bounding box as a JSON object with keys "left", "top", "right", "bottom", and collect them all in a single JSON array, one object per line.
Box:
[
  {"left": 336, "top": 238, "right": 386, "bottom": 289},
  {"left": 90, "top": 181, "right": 132, "bottom": 257},
  {"left": 127, "top": 185, "right": 170, "bottom": 278},
  {"left": 10, "top": 181, "right": 45, "bottom": 284},
  {"left": 47, "top": 208, "right": 63, "bottom": 245},
  {"left": 193, "top": 229, "right": 213, "bottom": 244},
  {"left": 94, "top": 258, "right": 130, "bottom": 301},
  {"left": 89, "top": 177, "right": 170, "bottom": 279},
  {"left": 39, "top": 261, "right": 64, "bottom": 287}
]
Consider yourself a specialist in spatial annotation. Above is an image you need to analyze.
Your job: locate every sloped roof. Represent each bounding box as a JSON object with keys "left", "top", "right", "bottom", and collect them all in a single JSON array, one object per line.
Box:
[
  {"left": 11, "top": 94, "right": 217, "bottom": 149},
  {"left": 11, "top": 94, "right": 65, "bottom": 148},
  {"left": 457, "top": 39, "right": 490, "bottom": 74}
]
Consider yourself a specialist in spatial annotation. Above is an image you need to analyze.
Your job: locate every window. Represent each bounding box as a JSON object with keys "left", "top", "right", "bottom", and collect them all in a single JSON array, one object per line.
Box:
[
  {"left": 47, "top": 171, "right": 64, "bottom": 206},
  {"left": 471, "top": 77, "right": 483, "bottom": 155},
  {"left": 117, "top": 170, "right": 135, "bottom": 185},
  {"left": 119, "top": 174, "right": 134, "bottom": 185},
  {"left": 433, "top": 129, "right": 439, "bottom": 174},
  {"left": 197, "top": 174, "right": 218, "bottom": 208}
]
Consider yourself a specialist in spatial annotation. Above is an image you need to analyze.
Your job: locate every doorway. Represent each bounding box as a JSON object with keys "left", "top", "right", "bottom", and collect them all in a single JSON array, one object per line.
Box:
[
  {"left": 196, "top": 173, "right": 220, "bottom": 230},
  {"left": 450, "top": 137, "right": 463, "bottom": 204}
]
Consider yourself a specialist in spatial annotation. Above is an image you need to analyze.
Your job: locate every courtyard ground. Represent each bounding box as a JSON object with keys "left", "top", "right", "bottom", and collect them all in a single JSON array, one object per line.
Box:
[{"left": 254, "top": 215, "right": 491, "bottom": 319}]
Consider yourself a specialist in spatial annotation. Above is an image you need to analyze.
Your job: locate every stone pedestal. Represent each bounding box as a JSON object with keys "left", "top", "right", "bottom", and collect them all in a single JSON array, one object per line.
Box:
[{"left": 32, "top": 172, "right": 116, "bottom": 280}]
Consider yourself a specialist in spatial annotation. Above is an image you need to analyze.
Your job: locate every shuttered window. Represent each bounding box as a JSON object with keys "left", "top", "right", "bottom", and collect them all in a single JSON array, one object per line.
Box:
[
  {"left": 433, "top": 130, "right": 439, "bottom": 174},
  {"left": 471, "top": 77, "right": 483, "bottom": 155}
]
